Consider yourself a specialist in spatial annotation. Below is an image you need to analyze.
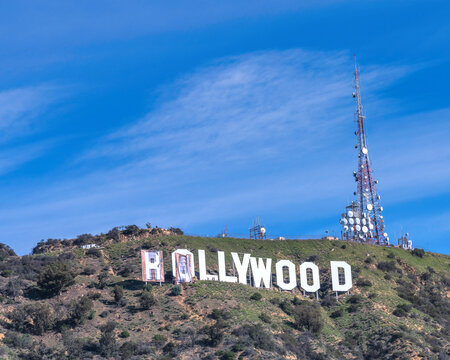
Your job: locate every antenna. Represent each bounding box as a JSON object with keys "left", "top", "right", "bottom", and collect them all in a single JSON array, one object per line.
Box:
[
  {"left": 340, "top": 56, "right": 389, "bottom": 245},
  {"left": 249, "top": 218, "right": 267, "bottom": 240}
]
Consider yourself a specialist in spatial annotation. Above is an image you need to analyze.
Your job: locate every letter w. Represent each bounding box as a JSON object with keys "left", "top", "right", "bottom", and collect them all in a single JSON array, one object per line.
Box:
[{"left": 250, "top": 257, "right": 272, "bottom": 288}]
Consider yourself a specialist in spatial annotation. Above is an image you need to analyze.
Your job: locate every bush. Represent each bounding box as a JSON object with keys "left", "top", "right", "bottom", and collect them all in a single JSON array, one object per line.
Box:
[
  {"left": 37, "top": 261, "right": 76, "bottom": 296},
  {"left": 120, "top": 341, "right": 138, "bottom": 358},
  {"left": 293, "top": 301, "right": 324, "bottom": 333},
  {"left": 330, "top": 309, "right": 344, "bottom": 318},
  {"left": 170, "top": 285, "right": 181, "bottom": 296},
  {"left": 377, "top": 261, "right": 398, "bottom": 272},
  {"left": 411, "top": 248, "right": 425, "bottom": 258},
  {"left": 142, "top": 283, "right": 153, "bottom": 292},
  {"left": 123, "top": 225, "right": 140, "bottom": 237},
  {"left": 232, "top": 324, "right": 274, "bottom": 351},
  {"left": 392, "top": 303, "right": 412, "bottom": 317},
  {"left": 8, "top": 302, "right": 55, "bottom": 335},
  {"left": 210, "top": 309, "right": 231, "bottom": 321},
  {"left": 280, "top": 299, "right": 293, "bottom": 315},
  {"left": 356, "top": 278, "right": 372, "bottom": 287},
  {"left": 70, "top": 296, "right": 94, "bottom": 326},
  {"left": 82, "top": 267, "right": 96, "bottom": 275},
  {"left": 250, "top": 292, "right": 262, "bottom": 301},
  {"left": 217, "top": 350, "right": 235, "bottom": 360},
  {"left": 86, "top": 248, "right": 102, "bottom": 258},
  {"left": 152, "top": 334, "right": 167, "bottom": 348},
  {"left": 140, "top": 291, "right": 157, "bottom": 309},
  {"left": 119, "top": 330, "right": 130, "bottom": 338},
  {"left": 113, "top": 285, "right": 124, "bottom": 305},
  {"left": 99, "top": 321, "right": 117, "bottom": 357},
  {"left": 97, "top": 270, "right": 109, "bottom": 289},
  {"left": 3, "top": 331, "right": 33, "bottom": 349},
  {"left": 387, "top": 252, "right": 395, "bottom": 259},
  {"left": 259, "top": 313, "right": 271, "bottom": 323},
  {"left": 4, "top": 278, "right": 25, "bottom": 299},
  {"left": 384, "top": 274, "right": 392, "bottom": 280},
  {"left": 169, "top": 227, "right": 184, "bottom": 235}
]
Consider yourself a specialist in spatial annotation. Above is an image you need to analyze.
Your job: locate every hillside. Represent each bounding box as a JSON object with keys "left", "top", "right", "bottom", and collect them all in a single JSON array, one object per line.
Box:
[{"left": 0, "top": 229, "right": 449, "bottom": 359}]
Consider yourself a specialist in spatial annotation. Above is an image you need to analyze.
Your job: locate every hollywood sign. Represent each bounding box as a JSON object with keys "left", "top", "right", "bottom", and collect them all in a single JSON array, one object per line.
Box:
[{"left": 142, "top": 249, "right": 353, "bottom": 294}]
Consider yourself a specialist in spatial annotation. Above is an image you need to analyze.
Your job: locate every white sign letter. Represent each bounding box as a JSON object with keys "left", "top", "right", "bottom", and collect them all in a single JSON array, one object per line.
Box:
[
  {"left": 171, "top": 249, "right": 195, "bottom": 284},
  {"left": 250, "top": 257, "right": 272, "bottom": 288},
  {"left": 198, "top": 249, "right": 218, "bottom": 281},
  {"left": 299, "top": 262, "right": 320, "bottom": 293},
  {"left": 231, "top": 252, "right": 251, "bottom": 284},
  {"left": 218, "top": 251, "right": 237, "bottom": 283},
  {"left": 330, "top": 261, "right": 352, "bottom": 292},
  {"left": 275, "top": 260, "right": 297, "bottom": 291}
]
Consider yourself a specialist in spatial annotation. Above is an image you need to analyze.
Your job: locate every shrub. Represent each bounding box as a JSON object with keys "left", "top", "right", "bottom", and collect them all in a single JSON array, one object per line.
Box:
[
  {"left": 113, "top": 285, "right": 124, "bottom": 305},
  {"left": 119, "top": 330, "right": 130, "bottom": 338},
  {"left": 3, "top": 331, "right": 33, "bottom": 349},
  {"left": 169, "top": 227, "right": 184, "bottom": 235},
  {"left": 99, "top": 321, "right": 117, "bottom": 357},
  {"left": 280, "top": 299, "right": 293, "bottom": 315},
  {"left": 86, "top": 248, "right": 102, "bottom": 258},
  {"left": 142, "top": 283, "right": 153, "bottom": 292},
  {"left": 364, "top": 257, "right": 373, "bottom": 264},
  {"left": 170, "top": 285, "right": 181, "bottom": 296},
  {"left": 306, "top": 254, "right": 319, "bottom": 262},
  {"left": 123, "top": 225, "right": 140, "bottom": 237},
  {"left": 232, "top": 324, "right": 274, "bottom": 351},
  {"left": 37, "top": 261, "right": 76, "bottom": 296},
  {"left": 387, "top": 252, "right": 395, "bottom": 259},
  {"left": 97, "top": 270, "right": 109, "bottom": 289},
  {"left": 393, "top": 303, "right": 412, "bottom": 318},
  {"left": 152, "top": 334, "right": 167, "bottom": 348},
  {"left": 4, "top": 278, "right": 25, "bottom": 299},
  {"left": 411, "top": 248, "right": 425, "bottom": 258},
  {"left": 211, "top": 308, "right": 231, "bottom": 320},
  {"left": 330, "top": 309, "right": 344, "bottom": 318},
  {"left": 356, "top": 278, "right": 372, "bottom": 287},
  {"left": 8, "top": 302, "right": 55, "bottom": 335},
  {"left": 0, "top": 243, "right": 16, "bottom": 261},
  {"left": 377, "top": 261, "right": 398, "bottom": 272},
  {"left": 384, "top": 274, "right": 392, "bottom": 280},
  {"left": 293, "top": 301, "right": 324, "bottom": 333},
  {"left": 82, "top": 267, "right": 96, "bottom": 275},
  {"left": 140, "top": 291, "right": 157, "bottom": 309},
  {"left": 341, "top": 244, "right": 347, "bottom": 249},
  {"left": 217, "top": 350, "right": 235, "bottom": 360},
  {"left": 70, "top": 296, "right": 94, "bottom": 326},
  {"left": 73, "top": 233, "right": 95, "bottom": 246},
  {"left": 162, "top": 341, "right": 175, "bottom": 353},
  {"left": 250, "top": 292, "right": 262, "bottom": 301},
  {"left": 120, "top": 341, "right": 138, "bottom": 358},
  {"left": 259, "top": 313, "right": 271, "bottom": 323}
]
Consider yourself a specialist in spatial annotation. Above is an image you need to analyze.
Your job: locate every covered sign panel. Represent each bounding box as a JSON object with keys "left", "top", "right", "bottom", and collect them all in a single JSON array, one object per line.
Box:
[{"left": 141, "top": 250, "right": 164, "bottom": 283}]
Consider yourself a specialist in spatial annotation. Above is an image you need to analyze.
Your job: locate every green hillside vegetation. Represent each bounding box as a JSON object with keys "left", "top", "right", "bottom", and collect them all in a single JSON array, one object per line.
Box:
[{"left": 0, "top": 227, "right": 449, "bottom": 359}]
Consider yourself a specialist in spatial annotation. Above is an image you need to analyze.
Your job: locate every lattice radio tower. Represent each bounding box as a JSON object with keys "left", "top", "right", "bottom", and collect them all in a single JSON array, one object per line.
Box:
[{"left": 340, "top": 57, "right": 389, "bottom": 245}]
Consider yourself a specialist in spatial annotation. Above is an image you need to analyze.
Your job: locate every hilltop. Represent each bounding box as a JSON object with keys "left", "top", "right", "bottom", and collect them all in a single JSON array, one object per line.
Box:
[{"left": 0, "top": 227, "right": 449, "bottom": 359}]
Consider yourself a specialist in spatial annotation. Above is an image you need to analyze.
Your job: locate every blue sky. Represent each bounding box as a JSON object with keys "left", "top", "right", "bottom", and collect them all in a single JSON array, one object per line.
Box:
[{"left": 1, "top": 0, "right": 449, "bottom": 255}]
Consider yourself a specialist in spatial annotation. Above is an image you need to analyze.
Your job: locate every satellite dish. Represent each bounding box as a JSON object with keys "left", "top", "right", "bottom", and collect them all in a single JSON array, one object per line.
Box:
[
  {"left": 362, "top": 147, "right": 368, "bottom": 154},
  {"left": 383, "top": 232, "right": 388, "bottom": 237},
  {"left": 350, "top": 227, "right": 354, "bottom": 232},
  {"left": 260, "top": 227, "right": 266, "bottom": 234},
  {"left": 362, "top": 226, "right": 368, "bottom": 233},
  {"left": 342, "top": 218, "right": 348, "bottom": 225},
  {"left": 361, "top": 218, "right": 366, "bottom": 225},
  {"left": 343, "top": 226, "right": 349, "bottom": 231},
  {"left": 355, "top": 218, "right": 360, "bottom": 225},
  {"left": 347, "top": 211, "right": 354, "bottom": 218},
  {"left": 369, "top": 224, "right": 374, "bottom": 230},
  {"left": 349, "top": 218, "right": 355, "bottom": 225},
  {"left": 380, "top": 207, "right": 383, "bottom": 211},
  {"left": 355, "top": 225, "right": 361, "bottom": 231},
  {"left": 367, "top": 204, "right": 373, "bottom": 211}
]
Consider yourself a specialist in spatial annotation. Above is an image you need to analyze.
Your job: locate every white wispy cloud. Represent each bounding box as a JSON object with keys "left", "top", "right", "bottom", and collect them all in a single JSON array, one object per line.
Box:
[{"left": 0, "top": 85, "right": 61, "bottom": 143}]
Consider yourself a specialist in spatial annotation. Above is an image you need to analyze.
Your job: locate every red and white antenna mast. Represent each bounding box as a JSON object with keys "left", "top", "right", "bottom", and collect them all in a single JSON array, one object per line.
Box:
[{"left": 340, "top": 56, "right": 388, "bottom": 245}]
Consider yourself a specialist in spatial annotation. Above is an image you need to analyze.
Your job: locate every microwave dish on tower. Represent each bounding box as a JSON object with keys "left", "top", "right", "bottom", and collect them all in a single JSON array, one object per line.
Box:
[{"left": 339, "top": 56, "right": 389, "bottom": 245}]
